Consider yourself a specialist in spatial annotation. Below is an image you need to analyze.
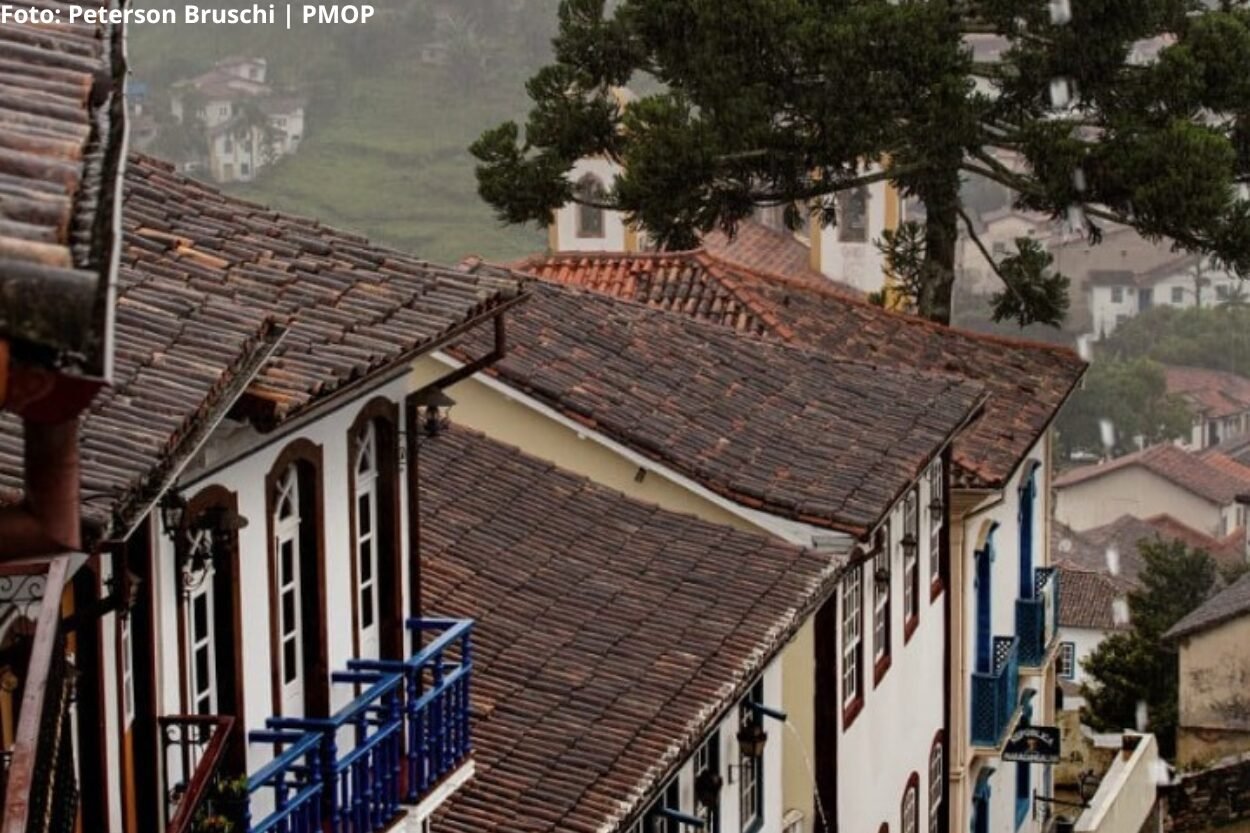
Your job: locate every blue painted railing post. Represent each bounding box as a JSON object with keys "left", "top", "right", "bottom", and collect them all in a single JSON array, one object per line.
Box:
[
  {"left": 386, "top": 686, "right": 402, "bottom": 819},
  {"left": 459, "top": 630, "right": 472, "bottom": 762},
  {"left": 406, "top": 661, "right": 423, "bottom": 801},
  {"left": 322, "top": 732, "right": 342, "bottom": 833},
  {"left": 431, "top": 649, "right": 445, "bottom": 788}
]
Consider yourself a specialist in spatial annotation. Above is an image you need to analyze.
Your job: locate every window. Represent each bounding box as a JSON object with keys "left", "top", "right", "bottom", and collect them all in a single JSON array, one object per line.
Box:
[
  {"left": 1217, "top": 283, "right": 1231, "bottom": 300},
  {"left": 354, "top": 422, "right": 380, "bottom": 654},
  {"left": 842, "top": 566, "right": 864, "bottom": 709},
  {"left": 1110, "top": 286, "right": 1124, "bottom": 303},
  {"left": 838, "top": 187, "right": 869, "bottom": 242},
  {"left": 1171, "top": 286, "right": 1184, "bottom": 304},
  {"left": 223, "top": 136, "right": 234, "bottom": 153},
  {"left": 240, "top": 162, "right": 251, "bottom": 176},
  {"left": 575, "top": 174, "right": 606, "bottom": 238},
  {"left": 695, "top": 731, "right": 721, "bottom": 833},
  {"left": 1057, "top": 642, "right": 1076, "bottom": 680},
  {"left": 902, "top": 489, "right": 920, "bottom": 633},
  {"left": 873, "top": 526, "right": 890, "bottom": 667},
  {"left": 186, "top": 531, "right": 217, "bottom": 716},
  {"left": 739, "top": 680, "right": 765, "bottom": 831},
  {"left": 121, "top": 611, "right": 135, "bottom": 724},
  {"left": 928, "top": 460, "right": 943, "bottom": 589},
  {"left": 992, "top": 241, "right": 1007, "bottom": 257},
  {"left": 902, "top": 776, "right": 919, "bottom": 833},
  {"left": 929, "top": 739, "right": 944, "bottom": 833},
  {"left": 275, "top": 467, "right": 303, "bottom": 690}
]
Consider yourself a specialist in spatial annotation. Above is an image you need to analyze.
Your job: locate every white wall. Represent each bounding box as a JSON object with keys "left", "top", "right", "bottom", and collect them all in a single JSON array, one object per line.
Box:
[
  {"left": 1054, "top": 467, "right": 1225, "bottom": 536},
  {"left": 552, "top": 157, "right": 630, "bottom": 252},
  {"left": 1089, "top": 268, "right": 1241, "bottom": 337},
  {"left": 815, "top": 175, "right": 891, "bottom": 296},
  {"left": 1057, "top": 626, "right": 1111, "bottom": 695},
  {"left": 156, "top": 374, "right": 414, "bottom": 777},
  {"left": 838, "top": 459, "right": 948, "bottom": 833}
]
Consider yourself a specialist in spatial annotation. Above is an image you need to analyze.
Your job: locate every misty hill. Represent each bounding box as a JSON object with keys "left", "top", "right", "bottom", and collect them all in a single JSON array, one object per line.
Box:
[{"left": 128, "top": 0, "right": 554, "bottom": 262}]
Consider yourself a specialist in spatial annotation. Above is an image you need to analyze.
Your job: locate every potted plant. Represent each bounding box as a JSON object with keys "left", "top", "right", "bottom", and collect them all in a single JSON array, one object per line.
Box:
[
  {"left": 192, "top": 814, "right": 233, "bottom": 833},
  {"left": 213, "top": 775, "right": 250, "bottom": 830}
]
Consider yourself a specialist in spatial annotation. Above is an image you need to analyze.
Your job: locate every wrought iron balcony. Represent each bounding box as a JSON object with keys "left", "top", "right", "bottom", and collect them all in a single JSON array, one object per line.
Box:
[
  {"left": 246, "top": 617, "right": 473, "bottom": 833},
  {"left": 971, "top": 635, "right": 1020, "bottom": 748},
  {"left": 1016, "top": 568, "right": 1060, "bottom": 668},
  {"left": 158, "top": 715, "right": 237, "bottom": 833}
]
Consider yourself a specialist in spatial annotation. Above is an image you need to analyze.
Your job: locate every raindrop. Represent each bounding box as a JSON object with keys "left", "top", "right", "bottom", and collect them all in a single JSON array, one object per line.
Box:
[
  {"left": 1067, "top": 204, "right": 1086, "bottom": 232},
  {"left": 1076, "top": 334, "right": 1092, "bottom": 361},
  {"left": 1048, "top": 0, "right": 1072, "bottom": 25},
  {"left": 1105, "top": 546, "right": 1121, "bottom": 576},
  {"left": 1112, "top": 596, "right": 1130, "bottom": 625},
  {"left": 1049, "top": 77, "right": 1074, "bottom": 109},
  {"left": 1152, "top": 760, "right": 1173, "bottom": 786},
  {"left": 1239, "top": 183, "right": 1249, "bottom": 202},
  {"left": 1099, "top": 418, "right": 1115, "bottom": 450},
  {"left": 1071, "top": 168, "right": 1087, "bottom": 193},
  {"left": 1135, "top": 700, "right": 1149, "bottom": 731}
]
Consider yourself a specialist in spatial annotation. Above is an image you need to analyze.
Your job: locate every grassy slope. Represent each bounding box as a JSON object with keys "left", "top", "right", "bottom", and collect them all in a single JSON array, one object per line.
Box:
[{"left": 127, "top": 13, "right": 546, "bottom": 264}]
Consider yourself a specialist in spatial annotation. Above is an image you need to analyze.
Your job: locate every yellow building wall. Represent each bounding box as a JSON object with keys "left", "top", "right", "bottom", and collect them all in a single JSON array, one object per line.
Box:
[
  {"left": 1176, "top": 615, "right": 1250, "bottom": 768},
  {"left": 782, "top": 618, "right": 816, "bottom": 828}
]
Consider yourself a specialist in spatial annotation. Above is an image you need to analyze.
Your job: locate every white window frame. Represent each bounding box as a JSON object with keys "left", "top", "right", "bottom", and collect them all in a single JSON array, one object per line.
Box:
[
  {"left": 354, "top": 422, "right": 381, "bottom": 656},
  {"left": 873, "top": 528, "right": 890, "bottom": 662},
  {"left": 903, "top": 780, "right": 918, "bottom": 833},
  {"left": 121, "top": 611, "right": 136, "bottom": 724},
  {"left": 929, "top": 742, "right": 944, "bottom": 833},
  {"left": 275, "top": 467, "right": 304, "bottom": 695},
  {"left": 842, "top": 567, "right": 863, "bottom": 706},
  {"left": 928, "top": 460, "right": 943, "bottom": 584},
  {"left": 1058, "top": 642, "right": 1076, "bottom": 680},
  {"left": 185, "top": 528, "right": 218, "bottom": 717},
  {"left": 902, "top": 489, "right": 919, "bottom": 623}
]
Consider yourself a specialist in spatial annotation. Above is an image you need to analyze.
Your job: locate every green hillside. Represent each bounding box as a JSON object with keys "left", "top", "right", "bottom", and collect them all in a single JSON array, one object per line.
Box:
[{"left": 127, "top": 1, "right": 552, "bottom": 263}]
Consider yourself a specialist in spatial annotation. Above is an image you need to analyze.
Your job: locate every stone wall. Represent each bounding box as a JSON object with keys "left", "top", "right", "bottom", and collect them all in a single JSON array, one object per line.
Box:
[{"left": 1162, "top": 752, "right": 1250, "bottom": 833}]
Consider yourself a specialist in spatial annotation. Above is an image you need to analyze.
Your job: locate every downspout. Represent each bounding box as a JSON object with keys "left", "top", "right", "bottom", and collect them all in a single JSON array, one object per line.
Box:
[{"left": 407, "top": 311, "right": 509, "bottom": 622}]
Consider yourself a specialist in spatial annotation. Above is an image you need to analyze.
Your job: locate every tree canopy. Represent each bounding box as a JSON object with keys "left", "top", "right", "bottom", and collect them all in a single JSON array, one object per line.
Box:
[
  {"left": 472, "top": 0, "right": 1250, "bottom": 325},
  {"left": 1081, "top": 537, "right": 1217, "bottom": 759},
  {"left": 1099, "top": 304, "right": 1250, "bottom": 376},
  {"left": 1055, "top": 357, "right": 1193, "bottom": 458}
]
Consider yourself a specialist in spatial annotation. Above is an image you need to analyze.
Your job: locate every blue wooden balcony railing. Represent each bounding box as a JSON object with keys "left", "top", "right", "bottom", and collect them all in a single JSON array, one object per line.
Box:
[
  {"left": 245, "top": 617, "right": 473, "bottom": 833},
  {"left": 971, "top": 635, "right": 1020, "bottom": 748},
  {"left": 1016, "top": 568, "right": 1059, "bottom": 667}
]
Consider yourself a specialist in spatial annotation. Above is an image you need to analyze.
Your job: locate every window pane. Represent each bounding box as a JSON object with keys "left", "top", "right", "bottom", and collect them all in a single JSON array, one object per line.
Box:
[
  {"left": 195, "top": 646, "right": 211, "bottom": 695},
  {"left": 360, "top": 539, "right": 373, "bottom": 582},
  {"left": 358, "top": 494, "right": 371, "bottom": 536},
  {"left": 283, "top": 638, "right": 298, "bottom": 684},
  {"left": 193, "top": 593, "right": 209, "bottom": 640},
  {"left": 281, "top": 539, "right": 294, "bottom": 582},
  {"left": 282, "top": 589, "right": 297, "bottom": 636},
  {"left": 361, "top": 588, "right": 375, "bottom": 629}
]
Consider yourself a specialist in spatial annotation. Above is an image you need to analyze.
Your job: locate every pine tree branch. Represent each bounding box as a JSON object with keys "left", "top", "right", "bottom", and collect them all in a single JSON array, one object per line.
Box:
[{"left": 957, "top": 205, "right": 1032, "bottom": 311}]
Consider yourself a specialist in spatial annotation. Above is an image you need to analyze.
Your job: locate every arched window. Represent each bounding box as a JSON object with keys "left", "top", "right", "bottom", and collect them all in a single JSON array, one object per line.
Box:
[
  {"left": 348, "top": 399, "right": 402, "bottom": 660},
  {"left": 354, "top": 422, "right": 380, "bottom": 656},
  {"left": 902, "top": 773, "right": 919, "bottom": 833},
  {"left": 929, "top": 734, "right": 944, "bottom": 833},
  {"left": 274, "top": 465, "right": 304, "bottom": 707},
  {"left": 1018, "top": 461, "right": 1040, "bottom": 599},
  {"left": 576, "top": 174, "right": 606, "bottom": 238},
  {"left": 839, "top": 186, "right": 869, "bottom": 242}
]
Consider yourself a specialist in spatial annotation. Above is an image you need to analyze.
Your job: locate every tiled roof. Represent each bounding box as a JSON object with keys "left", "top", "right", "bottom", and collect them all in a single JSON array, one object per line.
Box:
[
  {"left": 0, "top": 2, "right": 128, "bottom": 376},
  {"left": 1204, "top": 433, "right": 1250, "bottom": 467},
  {"left": 0, "top": 154, "right": 523, "bottom": 542},
  {"left": 1054, "top": 444, "right": 1250, "bottom": 505},
  {"left": 1057, "top": 567, "right": 1126, "bottom": 631},
  {"left": 1165, "top": 572, "right": 1250, "bottom": 640},
  {"left": 452, "top": 281, "right": 986, "bottom": 536},
  {"left": 420, "top": 427, "right": 846, "bottom": 833},
  {"left": 701, "top": 219, "right": 861, "bottom": 295},
  {"left": 515, "top": 250, "right": 1085, "bottom": 490},
  {"left": 1054, "top": 513, "right": 1245, "bottom": 585},
  {"left": 1163, "top": 366, "right": 1250, "bottom": 419}
]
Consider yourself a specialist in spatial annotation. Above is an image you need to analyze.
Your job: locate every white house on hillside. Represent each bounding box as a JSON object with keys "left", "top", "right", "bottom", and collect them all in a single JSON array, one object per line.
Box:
[{"left": 1087, "top": 255, "right": 1242, "bottom": 338}]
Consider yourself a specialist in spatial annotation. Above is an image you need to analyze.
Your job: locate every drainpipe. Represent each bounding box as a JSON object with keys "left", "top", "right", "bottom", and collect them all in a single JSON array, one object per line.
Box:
[{"left": 0, "top": 417, "right": 82, "bottom": 557}]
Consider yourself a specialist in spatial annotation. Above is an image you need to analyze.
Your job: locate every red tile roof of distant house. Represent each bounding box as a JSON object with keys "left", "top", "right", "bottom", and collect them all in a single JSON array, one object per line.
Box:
[
  {"left": 1053, "top": 513, "right": 1246, "bottom": 585},
  {"left": 514, "top": 250, "right": 1086, "bottom": 490},
  {"left": 1164, "top": 366, "right": 1250, "bottom": 420},
  {"left": 1165, "top": 572, "right": 1250, "bottom": 641},
  {"left": 422, "top": 426, "right": 846, "bottom": 833},
  {"left": 1054, "top": 444, "right": 1250, "bottom": 506},
  {"left": 702, "top": 218, "right": 861, "bottom": 295},
  {"left": 1057, "top": 567, "right": 1127, "bottom": 631}
]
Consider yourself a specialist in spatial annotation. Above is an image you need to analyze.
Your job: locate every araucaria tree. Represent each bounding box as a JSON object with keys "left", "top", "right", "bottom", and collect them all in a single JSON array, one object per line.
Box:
[{"left": 471, "top": 0, "right": 1250, "bottom": 325}]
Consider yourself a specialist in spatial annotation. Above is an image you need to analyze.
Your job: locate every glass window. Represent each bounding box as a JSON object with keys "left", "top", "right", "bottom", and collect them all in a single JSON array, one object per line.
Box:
[
  {"left": 1057, "top": 642, "right": 1076, "bottom": 679},
  {"left": 874, "top": 526, "right": 890, "bottom": 663},
  {"left": 695, "top": 730, "right": 721, "bottom": 833},
  {"left": 355, "top": 422, "right": 380, "bottom": 647},
  {"left": 839, "top": 187, "right": 869, "bottom": 242},
  {"left": 929, "top": 741, "right": 944, "bottom": 833},
  {"left": 739, "top": 680, "right": 765, "bottom": 830},
  {"left": 1171, "top": 286, "right": 1184, "bottom": 304},
  {"left": 576, "top": 175, "right": 606, "bottom": 238},
  {"left": 903, "top": 489, "right": 920, "bottom": 624},
  {"left": 903, "top": 778, "right": 918, "bottom": 833},
  {"left": 928, "top": 460, "right": 943, "bottom": 586},
  {"left": 1110, "top": 287, "right": 1123, "bottom": 303},
  {"left": 842, "top": 566, "right": 863, "bottom": 706}
]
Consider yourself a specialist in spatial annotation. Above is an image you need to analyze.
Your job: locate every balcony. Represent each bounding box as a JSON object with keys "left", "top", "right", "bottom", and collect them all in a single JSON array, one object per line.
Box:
[
  {"left": 246, "top": 617, "right": 473, "bottom": 833},
  {"left": 159, "top": 715, "right": 238, "bottom": 833},
  {"left": 1, "top": 559, "right": 78, "bottom": 833},
  {"left": 1017, "top": 568, "right": 1060, "bottom": 668},
  {"left": 971, "top": 635, "right": 1020, "bottom": 749}
]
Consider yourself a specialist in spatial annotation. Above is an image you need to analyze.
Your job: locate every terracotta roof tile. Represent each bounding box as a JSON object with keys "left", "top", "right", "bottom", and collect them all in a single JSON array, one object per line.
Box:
[
  {"left": 1165, "top": 571, "right": 1250, "bottom": 640},
  {"left": 1054, "top": 513, "right": 1246, "bottom": 585},
  {"left": 514, "top": 250, "right": 1085, "bottom": 490},
  {"left": 1163, "top": 366, "right": 1250, "bottom": 420},
  {"left": 1057, "top": 568, "right": 1126, "bottom": 631},
  {"left": 421, "top": 427, "right": 846, "bottom": 833},
  {"left": 1054, "top": 444, "right": 1250, "bottom": 505},
  {"left": 453, "top": 281, "right": 986, "bottom": 536},
  {"left": 701, "top": 219, "right": 861, "bottom": 296},
  {"left": 0, "top": 154, "right": 522, "bottom": 541},
  {"left": 0, "top": 3, "right": 127, "bottom": 374}
]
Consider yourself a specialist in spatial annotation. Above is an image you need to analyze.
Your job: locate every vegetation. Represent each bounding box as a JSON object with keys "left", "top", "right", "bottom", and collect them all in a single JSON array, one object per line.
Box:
[
  {"left": 1082, "top": 538, "right": 1218, "bottom": 759},
  {"left": 472, "top": 0, "right": 1250, "bottom": 326},
  {"left": 1055, "top": 357, "right": 1193, "bottom": 458},
  {"left": 127, "top": 0, "right": 552, "bottom": 263},
  {"left": 1098, "top": 304, "right": 1250, "bottom": 377}
]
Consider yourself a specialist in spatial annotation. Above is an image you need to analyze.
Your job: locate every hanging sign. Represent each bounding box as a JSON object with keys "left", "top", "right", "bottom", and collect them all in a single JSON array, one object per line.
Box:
[{"left": 1002, "top": 725, "right": 1061, "bottom": 764}]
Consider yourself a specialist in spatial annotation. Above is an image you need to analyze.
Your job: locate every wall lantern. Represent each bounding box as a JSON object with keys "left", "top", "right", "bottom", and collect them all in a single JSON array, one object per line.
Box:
[
  {"left": 161, "top": 494, "right": 249, "bottom": 593},
  {"left": 414, "top": 388, "right": 455, "bottom": 442},
  {"left": 929, "top": 497, "right": 944, "bottom": 515},
  {"left": 736, "top": 722, "right": 768, "bottom": 758},
  {"left": 874, "top": 562, "right": 891, "bottom": 590},
  {"left": 160, "top": 493, "right": 187, "bottom": 538},
  {"left": 900, "top": 533, "right": 919, "bottom": 559},
  {"left": 694, "top": 769, "right": 723, "bottom": 809}
]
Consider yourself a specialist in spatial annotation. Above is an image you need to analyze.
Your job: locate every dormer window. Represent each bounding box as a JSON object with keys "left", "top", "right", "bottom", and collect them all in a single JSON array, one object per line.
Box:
[
  {"left": 838, "top": 186, "right": 869, "bottom": 243},
  {"left": 575, "top": 174, "right": 606, "bottom": 238}
]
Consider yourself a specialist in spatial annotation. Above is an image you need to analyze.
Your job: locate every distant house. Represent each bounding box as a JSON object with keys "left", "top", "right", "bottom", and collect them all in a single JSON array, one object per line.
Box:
[
  {"left": 1086, "top": 254, "right": 1241, "bottom": 338},
  {"left": 1165, "top": 573, "right": 1250, "bottom": 767},
  {"left": 1164, "top": 366, "right": 1250, "bottom": 449},
  {"left": 169, "top": 56, "right": 306, "bottom": 183},
  {"left": 1054, "top": 444, "right": 1250, "bottom": 537}
]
